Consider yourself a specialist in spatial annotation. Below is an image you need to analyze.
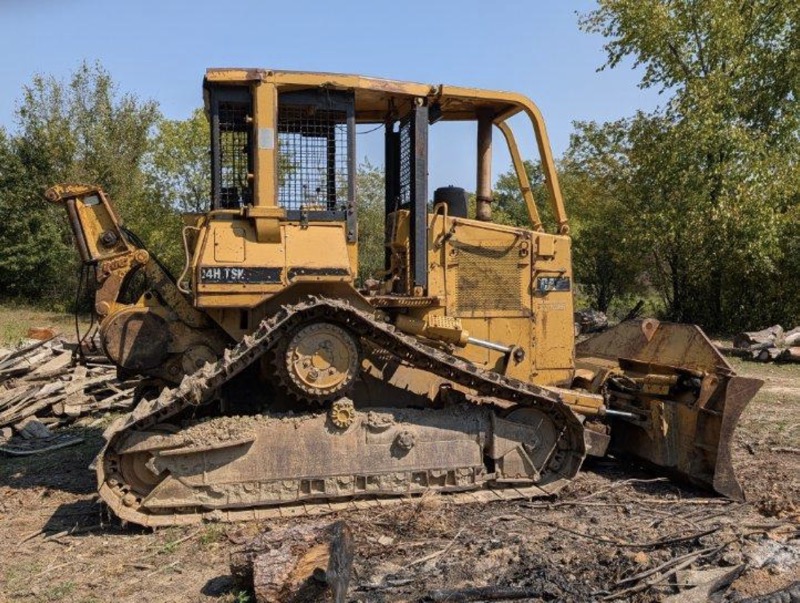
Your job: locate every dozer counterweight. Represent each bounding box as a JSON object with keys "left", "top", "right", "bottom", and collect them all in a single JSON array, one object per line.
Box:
[{"left": 47, "top": 69, "right": 761, "bottom": 527}]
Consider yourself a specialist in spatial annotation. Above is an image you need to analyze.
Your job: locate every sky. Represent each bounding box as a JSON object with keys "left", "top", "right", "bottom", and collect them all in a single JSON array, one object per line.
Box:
[{"left": 0, "top": 0, "right": 662, "bottom": 191}]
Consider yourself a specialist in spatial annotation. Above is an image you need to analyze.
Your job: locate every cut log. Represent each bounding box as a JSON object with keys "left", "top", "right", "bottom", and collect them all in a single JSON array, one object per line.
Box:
[
  {"left": 574, "top": 309, "right": 609, "bottom": 335},
  {"left": 715, "top": 346, "right": 751, "bottom": 358},
  {"left": 783, "top": 327, "right": 800, "bottom": 348},
  {"left": 752, "top": 347, "right": 784, "bottom": 362},
  {"left": 230, "top": 520, "right": 353, "bottom": 603},
  {"left": 26, "top": 327, "right": 59, "bottom": 341},
  {"left": 784, "top": 347, "right": 800, "bottom": 363},
  {"left": 733, "top": 325, "right": 783, "bottom": 349}
]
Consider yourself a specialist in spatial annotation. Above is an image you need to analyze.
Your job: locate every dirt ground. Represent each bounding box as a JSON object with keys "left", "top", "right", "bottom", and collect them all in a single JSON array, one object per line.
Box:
[{"left": 1, "top": 357, "right": 798, "bottom": 603}]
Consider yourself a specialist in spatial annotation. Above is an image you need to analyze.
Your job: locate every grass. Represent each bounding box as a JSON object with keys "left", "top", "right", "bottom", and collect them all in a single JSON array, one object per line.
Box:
[
  {"left": 0, "top": 302, "right": 91, "bottom": 346},
  {"left": 199, "top": 523, "right": 226, "bottom": 547},
  {"left": 4, "top": 562, "right": 43, "bottom": 597},
  {"left": 43, "top": 581, "right": 76, "bottom": 602},
  {"left": 727, "top": 357, "right": 800, "bottom": 447}
]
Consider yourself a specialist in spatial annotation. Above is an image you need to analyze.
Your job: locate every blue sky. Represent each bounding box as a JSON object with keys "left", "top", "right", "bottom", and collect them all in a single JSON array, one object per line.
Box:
[{"left": 1, "top": 0, "right": 662, "bottom": 191}]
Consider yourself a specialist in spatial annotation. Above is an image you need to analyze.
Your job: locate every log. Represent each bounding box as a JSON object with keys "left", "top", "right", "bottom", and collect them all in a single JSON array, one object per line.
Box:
[
  {"left": 230, "top": 520, "right": 353, "bottom": 603},
  {"left": 783, "top": 327, "right": 800, "bottom": 347},
  {"left": 733, "top": 325, "right": 783, "bottom": 349},
  {"left": 752, "top": 347, "right": 784, "bottom": 362},
  {"left": 784, "top": 347, "right": 800, "bottom": 363},
  {"left": 715, "top": 346, "right": 751, "bottom": 358}
]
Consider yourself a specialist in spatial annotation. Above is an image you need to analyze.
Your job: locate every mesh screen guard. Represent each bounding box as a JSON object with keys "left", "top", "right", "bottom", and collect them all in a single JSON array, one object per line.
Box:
[
  {"left": 209, "top": 86, "right": 253, "bottom": 209},
  {"left": 277, "top": 90, "right": 355, "bottom": 217}
]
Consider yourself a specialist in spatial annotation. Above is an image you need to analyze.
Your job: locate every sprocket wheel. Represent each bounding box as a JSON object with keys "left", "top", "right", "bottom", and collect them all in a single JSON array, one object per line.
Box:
[{"left": 278, "top": 322, "right": 360, "bottom": 403}]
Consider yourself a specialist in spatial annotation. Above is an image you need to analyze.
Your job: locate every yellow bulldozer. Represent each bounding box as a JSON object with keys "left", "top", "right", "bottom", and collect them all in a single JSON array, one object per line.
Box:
[{"left": 46, "top": 69, "right": 762, "bottom": 527}]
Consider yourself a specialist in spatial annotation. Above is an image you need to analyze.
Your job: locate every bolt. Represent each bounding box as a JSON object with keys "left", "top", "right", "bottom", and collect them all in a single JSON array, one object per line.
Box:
[
  {"left": 396, "top": 430, "right": 416, "bottom": 451},
  {"left": 100, "top": 230, "right": 118, "bottom": 248}
]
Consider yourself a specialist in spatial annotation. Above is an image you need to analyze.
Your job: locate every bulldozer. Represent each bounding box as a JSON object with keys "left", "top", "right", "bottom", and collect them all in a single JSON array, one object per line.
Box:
[{"left": 46, "top": 69, "right": 762, "bottom": 528}]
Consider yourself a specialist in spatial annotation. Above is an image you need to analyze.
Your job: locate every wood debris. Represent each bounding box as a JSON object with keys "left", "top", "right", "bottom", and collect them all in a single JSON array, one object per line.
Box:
[
  {"left": 0, "top": 335, "right": 140, "bottom": 454},
  {"left": 719, "top": 324, "right": 800, "bottom": 363},
  {"left": 230, "top": 520, "right": 353, "bottom": 603}
]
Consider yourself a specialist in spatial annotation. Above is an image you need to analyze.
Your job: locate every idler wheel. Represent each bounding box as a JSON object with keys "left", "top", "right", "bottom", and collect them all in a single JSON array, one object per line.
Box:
[{"left": 116, "top": 423, "right": 178, "bottom": 497}]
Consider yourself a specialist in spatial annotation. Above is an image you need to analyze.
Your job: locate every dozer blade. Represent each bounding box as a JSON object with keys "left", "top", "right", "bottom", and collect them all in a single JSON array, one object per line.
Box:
[{"left": 576, "top": 319, "right": 762, "bottom": 500}]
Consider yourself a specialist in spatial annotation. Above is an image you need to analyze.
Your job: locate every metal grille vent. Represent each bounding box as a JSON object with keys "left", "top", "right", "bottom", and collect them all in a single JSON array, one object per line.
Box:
[
  {"left": 278, "top": 106, "right": 349, "bottom": 211},
  {"left": 455, "top": 244, "right": 523, "bottom": 313},
  {"left": 218, "top": 101, "right": 252, "bottom": 208}
]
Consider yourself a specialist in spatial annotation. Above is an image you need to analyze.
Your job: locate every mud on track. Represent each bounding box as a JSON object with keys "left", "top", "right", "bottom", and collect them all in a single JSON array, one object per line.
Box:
[{"left": 0, "top": 358, "right": 797, "bottom": 603}]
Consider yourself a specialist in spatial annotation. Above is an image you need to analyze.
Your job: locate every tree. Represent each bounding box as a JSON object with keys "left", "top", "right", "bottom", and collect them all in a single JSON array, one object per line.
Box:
[
  {"left": 0, "top": 61, "right": 180, "bottom": 305},
  {"left": 145, "top": 108, "right": 210, "bottom": 214},
  {"left": 492, "top": 159, "right": 565, "bottom": 231},
  {"left": 562, "top": 119, "right": 646, "bottom": 313},
  {"left": 576, "top": 0, "right": 800, "bottom": 330},
  {"left": 355, "top": 160, "right": 385, "bottom": 283}
]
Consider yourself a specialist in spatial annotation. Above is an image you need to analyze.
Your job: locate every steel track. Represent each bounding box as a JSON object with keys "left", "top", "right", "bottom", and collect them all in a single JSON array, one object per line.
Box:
[{"left": 97, "top": 297, "right": 587, "bottom": 527}]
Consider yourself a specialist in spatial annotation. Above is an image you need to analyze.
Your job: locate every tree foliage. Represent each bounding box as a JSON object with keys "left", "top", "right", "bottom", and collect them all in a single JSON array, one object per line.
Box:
[
  {"left": 355, "top": 160, "right": 386, "bottom": 284},
  {"left": 0, "top": 62, "right": 193, "bottom": 306},
  {"left": 146, "top": 108, "right": 211, "bottom": 215},
  {"left": 572, "top": 0, "right": 800, "bottom": 330}
]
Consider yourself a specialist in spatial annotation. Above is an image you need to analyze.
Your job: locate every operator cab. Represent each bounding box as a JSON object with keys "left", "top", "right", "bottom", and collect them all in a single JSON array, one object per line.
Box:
[{"left": 203, "top": 69, "right": 570, "bottom": 295}]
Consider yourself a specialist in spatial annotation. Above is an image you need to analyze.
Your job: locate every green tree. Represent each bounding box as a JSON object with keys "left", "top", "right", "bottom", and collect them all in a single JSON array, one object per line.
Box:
[
  {"left": 355, "top": 159, "right": 386, "bottom": 283},
  {"left": 562, "top": 119, "right": 645, "bottom": 313},
  {"left": 0, "top": 127, "right": 70, "bottom": 301},
  {"left": 0, "top": 61, "right": 181, "bottom": 305},
  {"left": 576, "top": 0, "right": 800, "bottom": 330},
  {"left": 145, "top": 108, "right": 210, "bottom": 214},
  {"left": 492, "top": 160, "right": 552, "bottom": 229}
]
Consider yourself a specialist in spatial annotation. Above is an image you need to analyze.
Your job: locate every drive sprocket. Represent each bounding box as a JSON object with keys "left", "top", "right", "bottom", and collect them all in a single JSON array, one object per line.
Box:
[{"left": 276, "top": 321, "right": 360, "bottom": 403}]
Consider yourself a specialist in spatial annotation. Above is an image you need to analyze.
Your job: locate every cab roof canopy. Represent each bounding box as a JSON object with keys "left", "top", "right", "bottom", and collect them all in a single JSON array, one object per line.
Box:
[{"left": 203, "top": 68, "right": 536, "bottom": 124}]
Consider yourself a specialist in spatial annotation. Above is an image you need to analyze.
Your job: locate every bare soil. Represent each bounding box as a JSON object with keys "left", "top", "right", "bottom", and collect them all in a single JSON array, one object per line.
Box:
[{"left": 1, "top": 359, "right": 798, "bottom": 603}]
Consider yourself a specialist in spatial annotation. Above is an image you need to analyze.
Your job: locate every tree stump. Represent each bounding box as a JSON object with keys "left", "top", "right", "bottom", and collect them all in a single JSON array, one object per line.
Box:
[{"left": 230, "top": 520, "right": 353, "bottom": 603}]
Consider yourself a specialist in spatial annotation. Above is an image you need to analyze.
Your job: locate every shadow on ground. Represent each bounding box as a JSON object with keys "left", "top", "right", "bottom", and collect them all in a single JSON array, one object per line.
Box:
[{"left": 0, "top": 426, "right": 104, "bottom": 495}]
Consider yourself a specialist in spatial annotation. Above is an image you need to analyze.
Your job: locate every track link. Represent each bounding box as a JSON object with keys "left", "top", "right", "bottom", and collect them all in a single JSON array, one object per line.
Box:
[{"left": 97, "top": 297, "right": 587, "bottom": 527}]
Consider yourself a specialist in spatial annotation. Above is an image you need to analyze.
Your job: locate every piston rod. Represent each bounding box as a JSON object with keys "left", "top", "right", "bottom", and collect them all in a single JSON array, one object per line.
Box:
[
  {"left": 604, "top": 409, "right": 639, "bottom": 419},
  {"left": 467, "top": 336, "right": 513, "bottom": 354}
]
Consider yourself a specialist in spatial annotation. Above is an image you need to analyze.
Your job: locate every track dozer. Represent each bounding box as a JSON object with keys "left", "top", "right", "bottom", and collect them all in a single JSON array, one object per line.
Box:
[{"left": 46, "top": 69, "right": 762, "bottom": 527}]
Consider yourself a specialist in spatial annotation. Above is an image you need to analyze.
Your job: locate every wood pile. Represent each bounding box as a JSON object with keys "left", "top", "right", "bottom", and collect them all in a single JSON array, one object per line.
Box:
[
  {"left": 728, "top": 325, "right": 800, "bottom": 363},
  {"left": 574, "top": 309, "right": 609, "bottom": 335},
  {"left": 0, "top": 334, "right": 140, "bottom": 455}
]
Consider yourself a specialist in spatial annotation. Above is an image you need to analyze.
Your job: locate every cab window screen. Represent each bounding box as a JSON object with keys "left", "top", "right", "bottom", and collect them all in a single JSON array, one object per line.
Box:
[
  {"left": 277, "top": 90, "right": 355, "bottom": 214},
  {"left": 209, "top": 87, "right": 253, "bottom": 209}
]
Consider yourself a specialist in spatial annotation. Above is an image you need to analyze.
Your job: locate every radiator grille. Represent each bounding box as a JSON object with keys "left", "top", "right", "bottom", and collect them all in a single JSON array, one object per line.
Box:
[{"left": 456, "top": 244, "right": 523, "bottom": 313}]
